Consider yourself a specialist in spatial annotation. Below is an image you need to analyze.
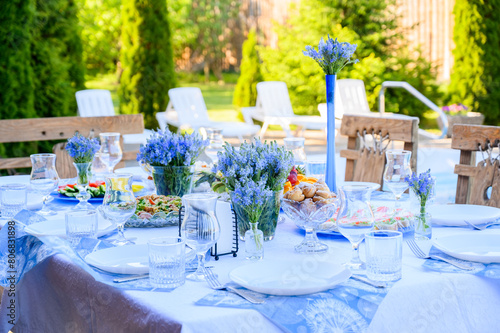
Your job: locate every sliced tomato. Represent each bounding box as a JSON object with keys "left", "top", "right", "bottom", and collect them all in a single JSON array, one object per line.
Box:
[
  {"left": 89, "top": 180, "right": 105, "bottom": 188},
  {"left": 149, "top": 198, "right": 155, "bottom": 205}
]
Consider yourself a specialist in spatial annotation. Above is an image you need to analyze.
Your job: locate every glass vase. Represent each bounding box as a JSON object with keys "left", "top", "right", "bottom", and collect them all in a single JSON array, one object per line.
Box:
[
  {"left": 73, "top": 162, "right": 93, "bottom": 210},
  {"left": 414, "top": 211, "right": 432, "bottom": 241},
  {"left": 231, "top": 190, "right": 280, "bottom": 241},
  {"left": 151, "top": 165, "right": 194, "bottom": 197},
  {"left": 245, "top": 222, "right": 264, "bottom": 260}
]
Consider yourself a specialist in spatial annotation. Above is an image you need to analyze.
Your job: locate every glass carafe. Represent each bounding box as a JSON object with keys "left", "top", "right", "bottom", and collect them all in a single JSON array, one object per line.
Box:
[
  {"left": 99, "top": 133, "right": 123, "bottom": 174},
  {"left": 101, "top": 174, "right": 136, "bottom": 245},
  {"left": 336, "top": 185, "right": 375, "bottom": 271},
  {"left": 30, "top": 154, "right": 59, "bottom": 216},
  {"left": 204, "top": 128, "right": 223, "bottom": 164},
  {"left": 284, "top": 137, "right": 307, "bottom": 171},
  {"left": 181, "top": 193, "right": 220, "bottom": 281}
]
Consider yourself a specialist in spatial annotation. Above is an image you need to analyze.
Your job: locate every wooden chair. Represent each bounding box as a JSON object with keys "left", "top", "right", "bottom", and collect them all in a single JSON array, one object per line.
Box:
[
  {"left": 452, "top": 124, "right": 500, "bottom": 207},
  {"left": 339, "top": 114, "right": 419, "bottom": 188},
  {"left": 0, "top": 115, "right": 144, "bottom": 178}
]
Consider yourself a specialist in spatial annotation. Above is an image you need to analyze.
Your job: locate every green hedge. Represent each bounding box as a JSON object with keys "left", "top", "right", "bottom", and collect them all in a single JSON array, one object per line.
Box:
[{"left": 449, "top": 0, "right": 500, "bottom": 124}]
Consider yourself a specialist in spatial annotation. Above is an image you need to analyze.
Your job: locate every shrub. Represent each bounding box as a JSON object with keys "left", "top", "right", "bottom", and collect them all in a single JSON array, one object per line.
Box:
[{"left": 233, "top": 29, "right": 263, "bottom": 107}]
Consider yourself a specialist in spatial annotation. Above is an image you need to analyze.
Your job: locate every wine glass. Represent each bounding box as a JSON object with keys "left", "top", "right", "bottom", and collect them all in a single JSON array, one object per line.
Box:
[
  {"left": 30, "top": 154, "right": 59, "bottom": 216},
  {"left": 383, "top": 150, "right": 412, "bottom": 217},
  {"left": 101, "top": 174, "right": 136, "bottom": 245},
  {"left": 336, "top": 185, "right": 375, "bottom": 271},
  {"left": 99, "top": 133, "right": 123, "bottom": 174},
  {"left": 181, "top": 193, "right": 220, "bottom": 281}
]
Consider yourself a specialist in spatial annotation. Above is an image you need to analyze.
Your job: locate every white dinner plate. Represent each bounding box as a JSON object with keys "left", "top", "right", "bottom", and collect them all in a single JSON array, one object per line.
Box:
[
  {"left": 229, "top": 259, "right": 351, "bottom": 296},
  {"left": 24, "top": 217, "right": 115, "bottom": 238},
  {"left": 85, "top": 244, "right": 195, "bottom": 274},
  {"left": 339, "top": 181, "right": 381, "bottom": 191},
  {"left": 433, "top": 232, "right": 500, "bottom": 263},
  {"left": 428, "top": 204, "right": 500, "bottom": 226}
]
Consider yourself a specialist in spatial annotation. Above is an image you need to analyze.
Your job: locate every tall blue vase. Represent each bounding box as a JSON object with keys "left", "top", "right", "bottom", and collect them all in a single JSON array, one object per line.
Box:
[{"left": 325, "top": 74, "right": 337, "bottom": 193}]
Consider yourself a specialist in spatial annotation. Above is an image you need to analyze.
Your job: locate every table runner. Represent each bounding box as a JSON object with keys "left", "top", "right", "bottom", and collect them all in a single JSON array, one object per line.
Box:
[{"left": 196, "top": 278, "right": 390, "bottom": 333}]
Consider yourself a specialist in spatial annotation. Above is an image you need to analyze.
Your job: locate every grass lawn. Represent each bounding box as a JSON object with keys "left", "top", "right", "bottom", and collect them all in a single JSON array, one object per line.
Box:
[{"left": 85, "top": 72, "right": 241, "bottom": 123}]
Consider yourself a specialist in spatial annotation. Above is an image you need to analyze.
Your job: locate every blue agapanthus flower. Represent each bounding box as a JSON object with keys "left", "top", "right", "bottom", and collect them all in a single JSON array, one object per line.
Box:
[
  {"left": 65, "top": 133, "right": 100, "bottom": 163},
  {"left": 303, "top": 35, "right": 359, "bottom": 75},
  {"left": 137, "top": 129, "right": 208, "bottom": 167},
  {"left": 231, "top": 178, "right": 273, "bottom": 223},
  {"left": 405, "top": 169, "right": 434, "bottom": 210},
  {"left": 215, "top": 138, "right": 294, "bottom": 193}
]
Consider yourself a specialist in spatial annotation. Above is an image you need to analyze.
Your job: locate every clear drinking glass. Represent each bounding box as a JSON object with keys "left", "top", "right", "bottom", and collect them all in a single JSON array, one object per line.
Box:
[
  {"left": 365, "top": 230, "right": 403, "bottom": 281},
  {"left": 65, "top": 210, "right": 98, "bottom": 246},
  {"left": 204, "top": 128, "right": 224, "bottom": 164},
  {"left": 284, "top": 137, "right": 307, "bottom": 170},
  {"left": 181, "top": 193, "right": 220, "bottom": 281},
  {"left": 307, "top": 160, "right": 327, "bottom": 180},
  {"left": 30, "top": 153, "right": 59, "bottom": 216},
  {"left": 383, "top": 150, "right": 412, "bottom": 216},
  {"left": 101, "top": 174, "right": 136, "bottom": 246},
  {"left": 336, "top": 185, "right": 375, "bottom": 271},
  {"left": 0, "top": 184, "right": 27, "bottom": 219},
  {"left": 99, "top": 133, "right": 123, "bottom": 174},
  {"left": 148, "top": 237, "right": 186, "bottom": 289}
]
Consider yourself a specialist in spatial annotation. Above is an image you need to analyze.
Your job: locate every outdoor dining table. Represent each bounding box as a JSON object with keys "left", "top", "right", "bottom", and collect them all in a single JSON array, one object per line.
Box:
[{"left": 1, "top": 168, "right": 500, "bottom": 332}]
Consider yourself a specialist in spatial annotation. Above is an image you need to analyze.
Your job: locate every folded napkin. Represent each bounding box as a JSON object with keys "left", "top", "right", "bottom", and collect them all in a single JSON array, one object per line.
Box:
[
  {"left": 196, "top": 279, "right": 390, "bottom": 333},
  {"left": 422, "top": 247, "right": 500, "bottom": 278}
]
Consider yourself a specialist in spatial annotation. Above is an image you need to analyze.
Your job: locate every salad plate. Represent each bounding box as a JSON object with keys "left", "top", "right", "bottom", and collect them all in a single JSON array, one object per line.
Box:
[
  {"left": 24, "top": 217, "right": 115, "bottom": 238},
  {"left": 85, "top": 244, "right": 195, "bottom": 274},
  {"left": 126, "top": 194, "right": 181, "bottom": 228},
  {"left": 433, "top": 232, "right": 500, "bottom": 263},
  {"left": 229, "top": 259, "right": 351, "bottom": 296}
]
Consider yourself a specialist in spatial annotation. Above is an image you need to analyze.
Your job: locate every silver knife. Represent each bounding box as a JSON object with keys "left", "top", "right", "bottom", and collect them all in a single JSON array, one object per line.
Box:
[
  {"left": 113, "top": 266, "right": 215, "bottom": 283},
  {"left": 351, "top": 275, "right": 387, "bottom": 288}
]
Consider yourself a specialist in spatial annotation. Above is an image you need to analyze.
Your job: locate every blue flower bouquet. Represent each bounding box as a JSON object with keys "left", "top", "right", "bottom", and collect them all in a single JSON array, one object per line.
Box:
[
  {"left": 215, "top": 139, "right": 294, "bottom": 240},
  {"left": 65, "top": 133, "right": 100, "bottom": 184},
  {"left": 137, "top": 130, "right": 208, "bottom": 197}
]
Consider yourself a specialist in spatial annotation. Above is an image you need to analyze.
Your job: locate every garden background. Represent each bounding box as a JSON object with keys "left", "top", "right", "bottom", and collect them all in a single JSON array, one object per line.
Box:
[{"left": 1, "top": 0, "right": 499, "bottom": 163}]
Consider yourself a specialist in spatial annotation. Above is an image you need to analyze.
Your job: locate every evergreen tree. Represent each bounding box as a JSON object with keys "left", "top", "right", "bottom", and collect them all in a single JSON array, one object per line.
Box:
[
  {"left": 120, "top": 0, "right": 177, "bottom": 129},
  {"left": 450, "top": 0, "right": 500, "bottom": 124},
  {"left": 233, "top": 30, "right": 263, "bottom": 107},
  {"left": 31, "top": 0, "right": 85, "bottom": 118}
]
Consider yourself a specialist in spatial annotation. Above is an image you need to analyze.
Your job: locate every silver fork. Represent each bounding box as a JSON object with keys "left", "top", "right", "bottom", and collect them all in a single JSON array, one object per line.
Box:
[
  {"left": 464, "top": 220, "right": 500, "bottom": 231},
  {"left": 406, "top": 239, "right": 474, "bottom": 271},
  {"left": 204, "top": 267, "right": 265, "bottom": 304}
]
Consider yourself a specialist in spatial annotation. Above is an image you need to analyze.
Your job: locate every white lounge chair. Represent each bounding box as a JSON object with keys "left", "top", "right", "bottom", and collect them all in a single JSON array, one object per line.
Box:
[
  {"left": 254, "top": 81, "right": 341, "bottom": 138},
  {"left": 155, "top": 87, "right": 260, "bottom": 142},
  {"left": 75, "top": 89, "right": 153, "bottom": 145}
]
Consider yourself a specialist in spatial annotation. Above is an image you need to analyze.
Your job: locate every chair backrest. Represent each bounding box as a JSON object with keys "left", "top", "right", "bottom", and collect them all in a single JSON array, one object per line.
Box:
[
  {"left": 337, "top": 79, "right": 371, "bottom": 116},
  {"left": 76, "top": 89, "right": 115, "bottom": 117},
  {"left": 452, "top": 124, "right": 500, "bottom": 207},
  {"left": 0, "top": 115, "right": 144, "bottom": 177},
  {"left": 256, "top": 81, "right": 295, "bottom": 118},
  {"left": 340, "top": 114, "right": 419, "bottom": 188},
  {"left": 168, "top": 87, "right": 210, "bottom": 127}
]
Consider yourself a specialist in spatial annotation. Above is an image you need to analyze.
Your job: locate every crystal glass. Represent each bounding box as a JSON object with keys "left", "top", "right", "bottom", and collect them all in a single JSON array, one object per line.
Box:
[
  {"left": 307, "top": 160, "right": 327, "bottom": 180},
  {"left": 181, "top": 193, "right": 220, "bottom": 281},
  {"left": 73, "top": 162, "right": 93, "bottom": 210},
  {"left": 99, "top": 133, "right": 123, "bottom": 174},
  {"left": 281, "top": 197, "right": 337, "bottom": 253},
  {"left": 204, "top": 128, "right": 223, "bottom": 164},
  {"left": 245, "top": 222, "right": 264, "bottom": 260},
  {"left": 383, "top": 150, "right": 412, "bottom": 216},
  {"left": 65, "top": 210, "right": 98, "bottom": 246},
  {"left": 336, "top": 185, "right": 375, "bottom": 271},
  {"left": 365, "top": 230, "right": 403, "bottom": 281},
  {"left": 101, "top": 174, "right": 136, "bottom": 245},
  {"left": 148, "top": 237, "right": 186, "bottom": 289},
  {"left": 30, "top": 153, "right": 59, "bottom": 216},
  {"left": 0, "top": 184, "right": 27, "bottom": 219},
  {"left": 284, "top": 137, "right": 307, "bottom": 171}
]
